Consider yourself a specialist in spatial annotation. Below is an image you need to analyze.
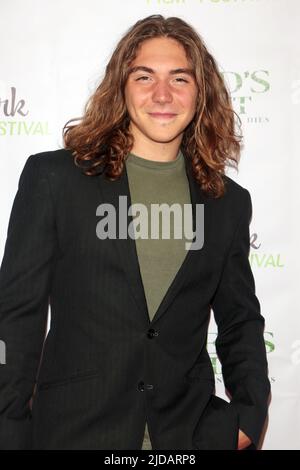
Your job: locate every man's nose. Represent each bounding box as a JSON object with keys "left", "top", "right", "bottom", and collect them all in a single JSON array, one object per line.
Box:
[{"left": 152, "top": 81, "right": 173, "bottom": 103}]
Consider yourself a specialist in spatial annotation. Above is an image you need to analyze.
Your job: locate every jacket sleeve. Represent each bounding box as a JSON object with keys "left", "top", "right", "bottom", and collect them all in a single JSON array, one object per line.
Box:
[
  {"left": 210, "top": 188, "right": 271, "bottom": 449},
  {"left": 0, "top": 154, "right": 59, "bottom": 449}
]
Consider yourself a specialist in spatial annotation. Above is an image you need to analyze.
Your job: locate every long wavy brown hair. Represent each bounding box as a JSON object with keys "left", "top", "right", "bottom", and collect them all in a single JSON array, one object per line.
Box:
[{"left": 62, "top": 14, "right": 243, "bottom": 198}]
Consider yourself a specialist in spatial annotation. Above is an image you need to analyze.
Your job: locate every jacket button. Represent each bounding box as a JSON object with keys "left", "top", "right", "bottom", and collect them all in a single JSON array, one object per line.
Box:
[
  {"left": 147, "top": 328, "right": 158, "bottom": 339},
  {"left": 137, "top": 381, "right": 153, "bottom": 391},
  {"left": 138, "top": 381, "right": 145, "bottom": 391}
]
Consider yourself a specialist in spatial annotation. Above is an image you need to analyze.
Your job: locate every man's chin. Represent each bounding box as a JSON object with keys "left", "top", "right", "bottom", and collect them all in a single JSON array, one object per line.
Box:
[
  {"left": 146, "top": 134, "right": 182, "bottom": 144},
  {"left": 142, "top": 127, "right": 184, "bottom": 143}
]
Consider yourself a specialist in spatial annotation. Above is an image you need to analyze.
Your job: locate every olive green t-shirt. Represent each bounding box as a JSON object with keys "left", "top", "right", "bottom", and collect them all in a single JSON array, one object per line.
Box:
[{"left": 125, "top": 148, "right": 192, "bottom": 450}]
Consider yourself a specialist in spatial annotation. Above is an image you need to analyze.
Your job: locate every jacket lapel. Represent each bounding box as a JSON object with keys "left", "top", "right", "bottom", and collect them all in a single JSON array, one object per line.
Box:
[{"left": 97, "top": 152, "right": 206, "bottom": 326}]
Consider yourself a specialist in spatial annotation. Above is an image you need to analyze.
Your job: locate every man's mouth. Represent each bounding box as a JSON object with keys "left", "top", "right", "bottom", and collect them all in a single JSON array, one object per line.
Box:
[{"left": 148, "top": 112, "right": 177, "bottom": 119}]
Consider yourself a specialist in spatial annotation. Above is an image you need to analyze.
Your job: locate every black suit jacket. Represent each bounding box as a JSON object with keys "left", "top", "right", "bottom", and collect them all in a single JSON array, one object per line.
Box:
[{"left": 0, "top": 148, "right": 270, "bottom": 450}]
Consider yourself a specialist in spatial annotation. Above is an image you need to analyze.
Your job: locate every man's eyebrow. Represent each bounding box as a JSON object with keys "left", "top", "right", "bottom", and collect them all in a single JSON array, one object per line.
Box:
[{"left": 128, "top": 66, "right": 195, "bottom": 77}]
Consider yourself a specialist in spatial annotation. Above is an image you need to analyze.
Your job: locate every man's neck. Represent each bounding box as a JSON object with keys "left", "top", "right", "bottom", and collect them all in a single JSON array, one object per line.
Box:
[{"left": 129, "top": 143, "right": 182, "bottom": 162}]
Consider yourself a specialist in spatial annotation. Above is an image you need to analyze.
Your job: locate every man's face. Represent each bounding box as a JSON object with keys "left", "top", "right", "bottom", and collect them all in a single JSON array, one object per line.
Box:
[{"left": 124, "top": 37, "right": 198, "bottom": 149}]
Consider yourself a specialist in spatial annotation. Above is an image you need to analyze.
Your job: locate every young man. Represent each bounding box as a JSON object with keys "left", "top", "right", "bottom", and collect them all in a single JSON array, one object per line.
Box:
[{"left": 0, "top": 15, "right": 270, "bottom": 450}]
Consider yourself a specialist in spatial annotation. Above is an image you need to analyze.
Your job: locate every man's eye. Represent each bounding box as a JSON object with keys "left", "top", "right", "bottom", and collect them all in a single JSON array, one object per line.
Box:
[
  {"left": 175, "top": 78, "right": 188, "bottom": 83},
  {"left": 136, "top": 76, "right": 150, "bottom": 81}
]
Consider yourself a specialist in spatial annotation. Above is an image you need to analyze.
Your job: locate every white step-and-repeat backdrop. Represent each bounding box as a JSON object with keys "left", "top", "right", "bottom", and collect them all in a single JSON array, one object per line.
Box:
[{"left": 0, "top": 0, "right": 299, "bottom": 450}]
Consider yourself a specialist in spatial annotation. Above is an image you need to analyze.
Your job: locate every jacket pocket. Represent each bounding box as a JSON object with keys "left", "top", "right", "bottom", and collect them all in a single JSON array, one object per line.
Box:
[
  {"left": 37, "top": 368, "right": 102, "bottom": 391},
  {"left": 192, "top": 394, "right": 239, "bottom": 450}
]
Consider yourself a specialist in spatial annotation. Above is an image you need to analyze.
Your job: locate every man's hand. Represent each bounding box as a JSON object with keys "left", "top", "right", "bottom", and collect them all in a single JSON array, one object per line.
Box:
[{"left": 237, "top": 429, "right": 252, "bottom": 450}]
